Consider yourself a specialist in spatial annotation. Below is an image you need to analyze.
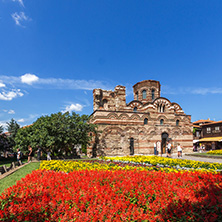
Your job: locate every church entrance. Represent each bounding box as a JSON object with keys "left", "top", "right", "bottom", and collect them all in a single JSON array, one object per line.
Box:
[
  {"left": 130, "top": 138, "right": 134, "bottom": 155},
  {"left": 161, "top": 132, "right": 168, "bottom": 154}
]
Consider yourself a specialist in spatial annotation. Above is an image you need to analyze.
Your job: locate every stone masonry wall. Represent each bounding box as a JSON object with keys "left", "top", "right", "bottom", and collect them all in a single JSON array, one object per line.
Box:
[{"left": 89, "top": 80, "right": 193, "bottom": 157}]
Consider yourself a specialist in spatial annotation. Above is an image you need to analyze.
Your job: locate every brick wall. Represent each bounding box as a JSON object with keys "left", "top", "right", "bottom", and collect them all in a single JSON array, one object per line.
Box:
[{"left": 89, "top": 80, "right": 193, "bottom": 157}]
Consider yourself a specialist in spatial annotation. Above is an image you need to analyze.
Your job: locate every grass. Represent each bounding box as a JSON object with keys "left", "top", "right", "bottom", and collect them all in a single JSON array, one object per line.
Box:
[
  {"left": 186, "top": 152, "right": 222, "bottom": 158},
  {"left": 0, "top": 162, "right": 40, "bottom": 194}
]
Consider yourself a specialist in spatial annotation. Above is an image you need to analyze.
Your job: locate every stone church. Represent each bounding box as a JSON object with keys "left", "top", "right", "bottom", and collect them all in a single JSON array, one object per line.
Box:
[{"left": 88, "top": 80, "right": 193, "bottom": 157}]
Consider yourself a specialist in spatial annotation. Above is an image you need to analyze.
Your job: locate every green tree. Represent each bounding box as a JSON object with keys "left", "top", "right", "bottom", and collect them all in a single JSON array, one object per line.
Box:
[
  {"left": 15, "top": 112, "right": 96, "bottom": 157},
  {"left": 6, "top": 118, "right": 20, "bottom": 148},
  {"left": 0, "top": 125, "right": 4, "bottom": 134},
  {"left": 0, "top": 125, "right": 11, "bottom": 157}
]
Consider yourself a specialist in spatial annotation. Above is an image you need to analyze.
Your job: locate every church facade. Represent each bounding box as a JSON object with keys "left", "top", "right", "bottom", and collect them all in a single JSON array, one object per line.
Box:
[{"left": 88, "top": 80, "right": 193, "bottom": 157}]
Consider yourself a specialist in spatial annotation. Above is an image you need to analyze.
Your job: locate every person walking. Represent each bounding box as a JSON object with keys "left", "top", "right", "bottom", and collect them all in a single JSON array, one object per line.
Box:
[
  {"left": 17, "top": 148, "right": 22, "bottom": 165},
  {"left": 36, "top": 146, "right": 42, "bottom": 161},
  {"left": 177, "top": 143, "right": 182, "bottom": 158},
  {"left": 157, "top": 141, "right": 161, "bottom": 156},
  {"left": 28, "top": 145, "right": 33, "bottom": 163},
  {"left": 47, "top": 150, "right": 51, "bottom": 161},
  {"left": 154, "top": 142, "right": 157, "bottom": 155},
  {"left": 167, "top": 141, "right": 172, "bottom": 157}
]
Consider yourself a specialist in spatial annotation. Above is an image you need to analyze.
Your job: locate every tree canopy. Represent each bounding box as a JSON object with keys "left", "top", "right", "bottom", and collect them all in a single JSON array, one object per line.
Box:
[
  {"left": 6, "top": 118, "right": 20, "bottom": 148},
  {"left": 0, "top": 125, "right": 11, "bottom": 156},
  {"left": 15, "top": 112, "right": 96, "bottom": 157},
  {"left": 0, "top": 125, "right": 4, "bottom": 134}
]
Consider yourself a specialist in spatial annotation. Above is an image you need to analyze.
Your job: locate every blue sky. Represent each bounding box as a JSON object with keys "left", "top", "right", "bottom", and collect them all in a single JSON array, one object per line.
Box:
[{"left": 0, "top": 0, "right": 222, "bottom": 129}]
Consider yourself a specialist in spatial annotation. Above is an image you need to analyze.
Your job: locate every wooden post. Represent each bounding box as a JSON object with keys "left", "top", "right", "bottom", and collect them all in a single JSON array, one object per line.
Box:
[{"left": 3, "top": 165, "right": 7, "bottom": 173}]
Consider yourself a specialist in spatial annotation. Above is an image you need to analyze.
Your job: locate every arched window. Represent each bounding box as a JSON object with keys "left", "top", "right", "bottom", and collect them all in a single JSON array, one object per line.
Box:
[
  {"left": 133, "top": 107, "right": 137, "bottom": 112},
  {"left": 162, "top": 105, "right": 165, "bottom": 113},
  {"left": 142, "top": 90, "right": 146, "bottom": 99},
  {"left": 158, "top": 104, "right": 165, "bottom": 112},
  {"left": 160, "top": 119, "right": 164, "bottom": 125},
  {"left": 176, "top": 120, "right": 179, "bottom": 126},
  {"left": 102, "top": 99, "right": 108, "bottom": 109},
  {"left": 130, "top": 138, "right": 134, "bottom": 155},
  {"left": 144, "top": 118, "right": 148, "bottom": 125},
  {"left": 136, "top": 92, "right": 138, "bottom": 100},
  {"left": 152, "top": 89, "right": 155, "bottom": 100}
]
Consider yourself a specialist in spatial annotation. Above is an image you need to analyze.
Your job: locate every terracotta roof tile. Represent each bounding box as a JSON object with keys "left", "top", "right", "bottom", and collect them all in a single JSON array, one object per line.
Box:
[{"left": 192, "top": 119, "right": 216, "bottom": 124}]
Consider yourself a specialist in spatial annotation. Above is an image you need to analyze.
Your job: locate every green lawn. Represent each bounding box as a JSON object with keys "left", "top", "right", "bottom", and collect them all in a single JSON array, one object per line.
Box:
[
  {"left": 186, "top": 152, "right": 222, "bottom": 158},
  {"left": 0, "top": 162, "right": 40, "bottom": 194}
]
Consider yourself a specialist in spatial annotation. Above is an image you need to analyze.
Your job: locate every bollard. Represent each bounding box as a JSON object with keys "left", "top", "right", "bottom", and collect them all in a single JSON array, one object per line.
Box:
[{"left": 3, "top": 165, "right": 7, "bottom": 173}]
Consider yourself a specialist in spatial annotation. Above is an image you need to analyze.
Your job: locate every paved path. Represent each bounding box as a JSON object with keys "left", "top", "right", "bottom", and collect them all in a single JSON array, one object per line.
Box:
[
  {"left": 161, "top": 153, "right": 222, "bottom": 164},
  {"left": 0, "top": 160, "right": 38, "bottom": 180},
  {"left": 0, "top": 162, "right": 29, "bottom": 180}
]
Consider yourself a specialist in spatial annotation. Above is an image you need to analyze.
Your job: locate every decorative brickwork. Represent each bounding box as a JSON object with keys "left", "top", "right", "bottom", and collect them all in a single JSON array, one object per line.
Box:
[{"left": 88, "top": 80, "right": 193, "bottom": 157}]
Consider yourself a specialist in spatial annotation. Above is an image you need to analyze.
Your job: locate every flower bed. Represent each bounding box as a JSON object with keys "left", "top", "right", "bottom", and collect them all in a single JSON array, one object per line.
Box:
[
  {"left": 207, "top": 150, "right": 222, "bottom": 155},
  {"left": 40, "top": 159, "right": 220, "bottom": 174},
  {"left": 39, "top": 160, "right": 180, "bottom": 173},
  {"left": 102, "top": 155, "right": 222, "bottom": 171},
  {"left": 1, "top": 169, "right": 222, "bottom": 221}
]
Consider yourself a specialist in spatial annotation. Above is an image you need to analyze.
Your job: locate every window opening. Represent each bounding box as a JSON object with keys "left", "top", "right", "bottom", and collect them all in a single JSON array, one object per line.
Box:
[
  {"left": 206, "top": 127, "right": 211, "bottom": 134},
  {"left": 152, "top": 89, "right": 155, "bottom": 100},
  {"left": 215, "top": 126, "right": 220, "bottom": 131},
  {"left": 159, "top": 104, "right": 162, "bottom": 112},
  {"left": 136, "top": 92, "right": 138, "bottom": 100},
  {"left": 130, "top": 138, "right": 134, "bottom": 155},
  {"left": 142, "top": 90, "right": 146, "bottom": 99},
  {"left": 162, "top": 105, "right": 165, "bottom": 113}
]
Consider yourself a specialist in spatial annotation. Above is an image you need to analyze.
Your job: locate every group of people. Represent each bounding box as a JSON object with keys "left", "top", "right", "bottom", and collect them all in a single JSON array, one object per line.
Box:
[
  {"left": 166, "top": 141, "right": 183, "bottom": 158},
  {"left": 154, "top": 141, "right": 183, "bottom": 158},
  {"left": 16, "top": 145, "right": 34, "bottom": 164},
  {"left": 16, "top": 146, "right": 52, "bottom": 163},
  {"left": 193, "top": 144, "right": 206, "bottom": 152}
]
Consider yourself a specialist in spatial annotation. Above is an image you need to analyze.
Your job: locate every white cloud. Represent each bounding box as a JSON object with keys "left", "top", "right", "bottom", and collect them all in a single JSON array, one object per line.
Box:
[
  {"left": 0, "top": 89, "right": 24, "bottom": 101},
  {"left": 2, "top": 74, "right": 222, "bottom": 96},
  {"left": 161, "top": 85, "right": 222, "bottom": 95},
  {"left": 62, "top": 103, "right": 83, "bottom": 113},
  {"left": 21, "top": 73, "right": 39, "bottom": 85},
  {"left": 17, "top": 118, "right": 25, "bottom": 123},
  {"left": 191, "top": 88, "right": 222, "bottom": 95},
  {"left": 0, "top": 75, "right": 113, "bottom": 90},
  {"left": 16, "top": 114, "right": 39, "bottom": 125},
  {"left": 38, "top": 78, "right": 112, "bottom": 90},
  {"left": 3, "top": 109, "right": 15, "bottom": 114},
  {"left": 11, "top": 12, "right": 30, "bottom": 27},
  {"left": 161, "top": 85, "right": 177, "bottom": 95},
  {"left": 0, "top": 114, "right": 38, "bottom": 131},
  {"left": 8, "top": 110, "right": 15, "bottom": 114},
  {"left": 0, "top": 82, "right": 6, "bottom": 88},
  {"left": 0, "top": 76, "right": 19, "bottom": 85},
  {"left": 12, "top": 0, "right": 24, "bottom": 7},
  {"left": 0, "top": 121, "right": 7, "bottom": 129}
]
